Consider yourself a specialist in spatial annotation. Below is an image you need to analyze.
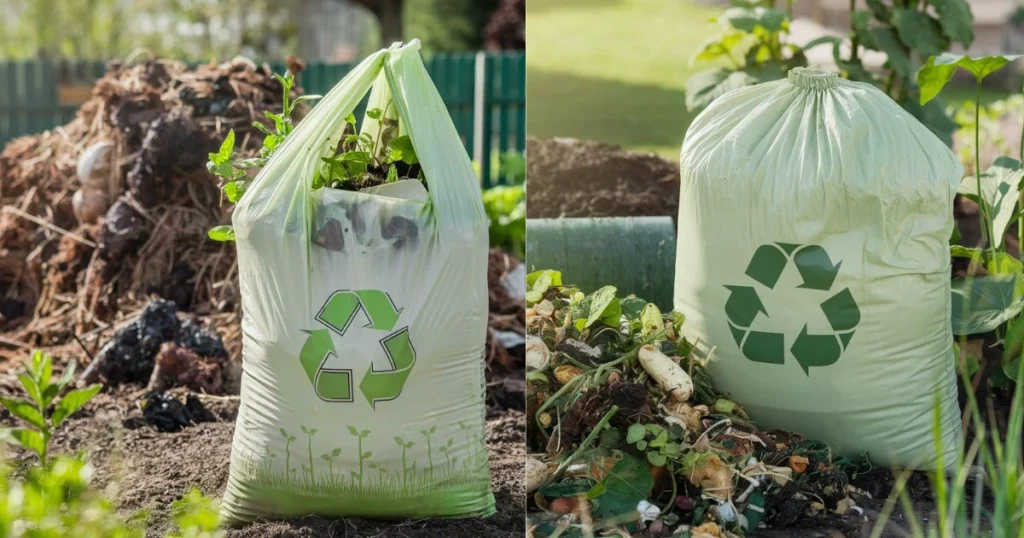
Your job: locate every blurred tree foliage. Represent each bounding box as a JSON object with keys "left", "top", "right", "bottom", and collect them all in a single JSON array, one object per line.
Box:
[
  {"left": 0, "top": 0, "right": 300, "bottom": 60},
  {"left": 403, "top": 0, "right": 502, "bottom": 52}
]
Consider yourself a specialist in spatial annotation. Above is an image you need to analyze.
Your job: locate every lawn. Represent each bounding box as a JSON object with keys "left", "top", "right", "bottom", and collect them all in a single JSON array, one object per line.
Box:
[{"left": 526, "top": 0, "right": 721, "bottom": 159}]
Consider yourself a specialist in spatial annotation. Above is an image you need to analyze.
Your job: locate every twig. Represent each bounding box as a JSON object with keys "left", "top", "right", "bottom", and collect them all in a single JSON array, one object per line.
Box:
[
  {"left": 547, "top": 405, "right": 620, "bottom": 486},
  {"left": 0, "top": 335, "right": 32, "bottom": 350},
  {"left": 1, "top": 206, "right": 97, "bottom": 247}
]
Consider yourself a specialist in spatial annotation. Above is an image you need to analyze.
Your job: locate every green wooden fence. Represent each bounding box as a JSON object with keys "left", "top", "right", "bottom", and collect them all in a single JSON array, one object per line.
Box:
[{"left": 0, "top": 52, "right": 524, "bottom": 187}]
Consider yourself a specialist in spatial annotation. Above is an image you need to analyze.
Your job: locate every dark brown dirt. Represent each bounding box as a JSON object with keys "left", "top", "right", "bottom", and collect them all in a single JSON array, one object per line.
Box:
[
  {"left": 2, "top": 386, "right": 524, "bottom": 537},
  {"left": 525, "top": 137, "right": 679, "bottom": 219}
]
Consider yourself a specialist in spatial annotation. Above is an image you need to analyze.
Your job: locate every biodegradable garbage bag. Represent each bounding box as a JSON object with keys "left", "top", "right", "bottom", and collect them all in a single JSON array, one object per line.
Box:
[
  {"left": 674, "top": 68, "right": 963, "bottom": 469},
  {"left": 221, "top": 41, "right": 494, "bottom": 524}
]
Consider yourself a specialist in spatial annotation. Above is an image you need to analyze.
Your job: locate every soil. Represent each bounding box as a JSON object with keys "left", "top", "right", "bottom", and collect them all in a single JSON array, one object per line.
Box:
[
  {"left": 1, "top": 386, "right": 525, "bottom": 537},
  {"left": 525, "top": 137, "right": 679, "bottom": 220}
]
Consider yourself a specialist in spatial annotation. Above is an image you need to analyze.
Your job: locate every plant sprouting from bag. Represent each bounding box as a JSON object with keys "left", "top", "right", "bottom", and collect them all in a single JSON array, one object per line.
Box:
[
  {"left": 320, "top": 447, "right": 342, "bottom": 481},
  {"left": 314, "top": 102, "right": 422, "bottom": 191},
  {"left": 207, "top": 72, "right": 321, "bottom": 242},
  {"left": 394, "top": 436, "right": 415, "bottom": 486},
  {"left": 0, "top": 350, "right": 102, "bottom": 466}
]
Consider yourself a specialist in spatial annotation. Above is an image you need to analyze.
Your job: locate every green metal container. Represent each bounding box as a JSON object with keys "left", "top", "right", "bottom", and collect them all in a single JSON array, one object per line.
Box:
[{"left": 526, "top": 217, "right": 676, "bottom": 309}]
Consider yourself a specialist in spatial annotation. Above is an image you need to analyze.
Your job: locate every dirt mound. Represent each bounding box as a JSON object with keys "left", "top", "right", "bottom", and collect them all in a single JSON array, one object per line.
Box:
[
  {"left": 0, "top": 57, "right": 297, "bottom": 361},
  {"left": 526, "top": 137, "right": 680, "bottom": 219}
]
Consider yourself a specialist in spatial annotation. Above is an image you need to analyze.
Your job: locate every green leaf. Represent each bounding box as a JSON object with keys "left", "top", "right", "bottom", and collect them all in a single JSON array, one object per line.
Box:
[
  {"left": 626, "top": 424, "right": 646, "bottom": 444},
  {"left": 647, "top": 451, "right": 668, "bottom": 467},
  {"left": 366, "top": 108, "right": 383, "bottom": 120},
  {"left": 332, "top": 448, "right": 341, "bottom": 457},
  {"left": 868, "top": 28, "right": 912, "bottom": 79},
  {"left": 929, "top": 0, "right": 974, "bottom": 45},
  {"left": 0, "top": 397, "right": 45, "bottom": 429},
  {"left": 57, "top": 361, "right": 77, "bottom": 389},
  {"left": 17, "top": 373, "right": 42, "bottom": 409},
  {"left": 950, "top": 246, "right": 1023, "bottom": 274},
  {"left": 901, "top": 97, "right": 958, "bottom": 146},
  {"left": 640, "top": 303, "right": 663, "bottom": 339},
  {"left": 957, "top": 157, "right": 1024, "bottom": 248},
  {"left": 891, "top": 9, "right": 947, "bottom": 58},
  {"left": 345, "top": 113, "right": 357, "bottom": 125},
  {"left": 0, "top": 428, "right": 46, "bottom": 458},
  {"left": 526, "top": 270, "right": 562, "bottom": 305},
  {"left": 619, "top": 296, "right": 648, "bottom": 320},
  {"left": 387, "top": 135, "right": 418, "bottom": 165},
  {"left": 586, "top": 453, "right": 654, "bottom": 520},
  {"left": 347, "top": 426, "right": 359, "bottom": 436},
  {"left": 864, "top": 0, "right": 889, "bottom": 21},
  {"left": 540, "top": 478, "right": 596, "bottom": 498},
  {"left": 207, "top": 225, "right": 236, "bottom": 242},
  {"left": 51, "top": 384, "right": 101, "bottom": 428},
  {"left": 222, "top": 181, "right": 245, "bottom": 203},
  {"left": 663, "top": 443, "right": 681, "bottom": 456},
  {"left": 636, "top": 439, "right": 648, "bottom": 450},
  {"left": 685, "top": 68, "right": 758, "bottom": 112},
  {"left": 720, "top": 7, "right": 788, "bottom": 32},
  {"left": 211, "top": 129, "right": 235, "bottom": 165},
  {"left": 925, "top": 53, "right": 1023, "bottom": 89},
  {"left": 585, "top": 286, "right": 620, "bottom": 328},
  {"left": 951, "top": 275, "right": 1024, "bottom": 335}
]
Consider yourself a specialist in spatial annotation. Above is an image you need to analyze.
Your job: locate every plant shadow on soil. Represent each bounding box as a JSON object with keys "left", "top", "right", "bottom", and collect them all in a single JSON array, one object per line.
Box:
[
  {"left": 526, "top": 69, "right": 693, "bottom": 159},
  {"left": 2, "top": 387, "right": 525, "bottom": 538}
]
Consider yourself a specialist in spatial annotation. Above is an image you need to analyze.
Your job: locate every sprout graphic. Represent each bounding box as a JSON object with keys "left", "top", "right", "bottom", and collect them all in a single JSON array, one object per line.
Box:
[
  {"left": 320, "top": 447, "right": 341, "bottom": 480},
  {"left": 348, "top": 426, "right": 371, "bottom": 487},
  {"left": 439, "top": 437, "right": 455, "bottom": 472},
  {"left": 394, "top": 436, "right": 416, "bottom": 486},
  {"left": 280, "top": 428, "right": 297, "bottom": 477},
  {"left": 420, "top": 425, "right": 437, "bottom": 477},
  {"left": 300, "top": 425, "right": 318, "bottom": 486}
]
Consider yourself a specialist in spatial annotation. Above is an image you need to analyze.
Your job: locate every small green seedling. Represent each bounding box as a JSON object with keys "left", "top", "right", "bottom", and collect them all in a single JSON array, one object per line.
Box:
[
  {"left": 0, "top": 350, "right": 102, "bottom": 466},
  {"left": 626, "top": 423, "right": 684, "bottom": 467}
]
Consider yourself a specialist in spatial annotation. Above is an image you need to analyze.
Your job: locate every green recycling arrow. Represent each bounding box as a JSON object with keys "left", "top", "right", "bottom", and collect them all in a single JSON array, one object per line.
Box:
[
  {"left": 359, "top": 328, "right": 417, "bottom": 408},
  {"left": 300, "top": 328, "right": 353, "bottom": 401},
  {"left": 793, "top": 245, "right": 842, "bottom": 291},
  {"left": 724, "top": 285, "right": 768, "bottom": 327},
  {"left": 724, "top": 243, "right": 860, "bottom": 376},
  {"left": 301, "top": 289, "right": 416, "bottom": 406},
  {"left": 790, "top": 325, "right": 842, "bottom": 375}
]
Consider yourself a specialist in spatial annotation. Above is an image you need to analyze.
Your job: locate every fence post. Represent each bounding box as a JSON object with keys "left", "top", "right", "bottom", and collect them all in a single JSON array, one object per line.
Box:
[{"left": 473, "top": 51, "right": 487, "bottom": 187}]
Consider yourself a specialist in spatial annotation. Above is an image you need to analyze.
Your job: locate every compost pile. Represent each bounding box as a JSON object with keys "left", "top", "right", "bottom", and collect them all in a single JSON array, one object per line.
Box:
[
  {"left": 524, "top": 273, "right": 874, "bottom": 537},
  {"left": 0, "top": 57, "right": 298, "bottom": 365},
  {"left": 526, "top": 137, "right": 680, "bottom": 220}
]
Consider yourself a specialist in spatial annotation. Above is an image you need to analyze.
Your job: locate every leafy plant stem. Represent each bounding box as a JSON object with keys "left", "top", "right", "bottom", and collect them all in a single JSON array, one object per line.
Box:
[
  {"left": 1019, "top": 85, "right": 1024, "bottom": 259},
  {"left": 976, "top": 79, "right": 994, "bottom": 253},
  {"left": 660, "top": 465, "right": 678, "bottom": 516},
  {"left": 548, "top": 405, "right": 620, "bottom": 486},
  {"left": 848, "top": 0, "right": 858, "bottom": 62}
]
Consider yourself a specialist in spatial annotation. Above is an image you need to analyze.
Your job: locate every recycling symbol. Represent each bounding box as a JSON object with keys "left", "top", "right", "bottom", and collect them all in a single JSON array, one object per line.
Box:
[
  {"left": 299, "top": 289, "right": 416, "bottom": 408},
  {"left": 724, "top": 243, "right": 860, "bottom": 375}
]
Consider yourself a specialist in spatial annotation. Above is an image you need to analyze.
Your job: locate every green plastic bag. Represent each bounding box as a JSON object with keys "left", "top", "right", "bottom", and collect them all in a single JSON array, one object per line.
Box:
[
  {"left": 674, "top": 68, "right": 963, "bottom": 469},
  {"left": 220, "top": 41, "right": 494, "bottom": 524}
]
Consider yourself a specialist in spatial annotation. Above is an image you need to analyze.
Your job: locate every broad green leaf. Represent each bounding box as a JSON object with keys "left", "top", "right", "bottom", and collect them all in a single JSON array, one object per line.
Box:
[
  {"left": 647, "top": 451, "right": 668, "bottom": 467},
  {"left": 868, "top": 28, "right": 912, "bottom": 78},
  {"left": 901, "top": 97, "right": 958, "bottom": 146},
  {"left": 636, "top": 439, "right": 648, "bottom": 450},
  {"left": 526, "top": 270, "right": 562, "bottom": 305},
  {"left": 951, "top": 275, "right": 1024, "bottom": 335},
  {"left": 207, "top": 225, "right": 236, "bottom": 242},
  {"left": 626, "top": 424, "right": 646, "bottom": 444},
  {"left": 927, "top": 54, "right": 1023, "bottom": 88},
  {"left": 52, "top": 384, "right": 101, "bottom": 427},
  {"left": 366, "top": 108, "right": 383, "bottom": 120},
  {"left": 929, "top": 0, "right": 974, "bottom": 46},
  {"left": 619, "top": 296, "right": 648, "bottom": 320},
  {"left": 864, "top": 0, "right": 889, "bottom": 20},
  {"left": 957, "top": 157, "right": 1024, "bottom": 248},
  {"left": 685, "top": 68, "right": 758, "bottom": 112},
  {"left": 332, "top": 448, "right": 341, "bottom": 457},
  {"left": 585, "top": 286, "right": 620, "bottom": 328},
  {"left": 0, "top": 427, "right": 46, "bottom": 458},
  {"left": 640, "top": 303, "right": 663, "bottom": 339},
  {"left": 917, "top": 57, "right": 958, "bottom": 105},
  {"left": 387, "top": 135, "right": 418, "bottom": 165},
  {"left": 891, "top": 9, "right": 947, "bottom": 58},
  {"left": 0, "top": 397, "right": 45, "bottom": 429},
  {"left": 720, "top": 7, "right": 788, "bottom": 32},
  {"left": 347, "top": 426, "right": 359, "bottom": 436},
  {"left": 586, "top": 453, "right": 654, "bottom": 520},
  {"left": 345, "top": 113, "right": 357, "bottom": 125},
  {"left": 223, "top": 181, "right": 245, "bottom": 203}
]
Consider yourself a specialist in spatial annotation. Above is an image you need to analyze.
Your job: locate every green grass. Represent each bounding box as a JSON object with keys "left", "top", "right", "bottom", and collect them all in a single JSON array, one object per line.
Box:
[{"left": 526, "top": 0, "right": 721, "bottom": 159}]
